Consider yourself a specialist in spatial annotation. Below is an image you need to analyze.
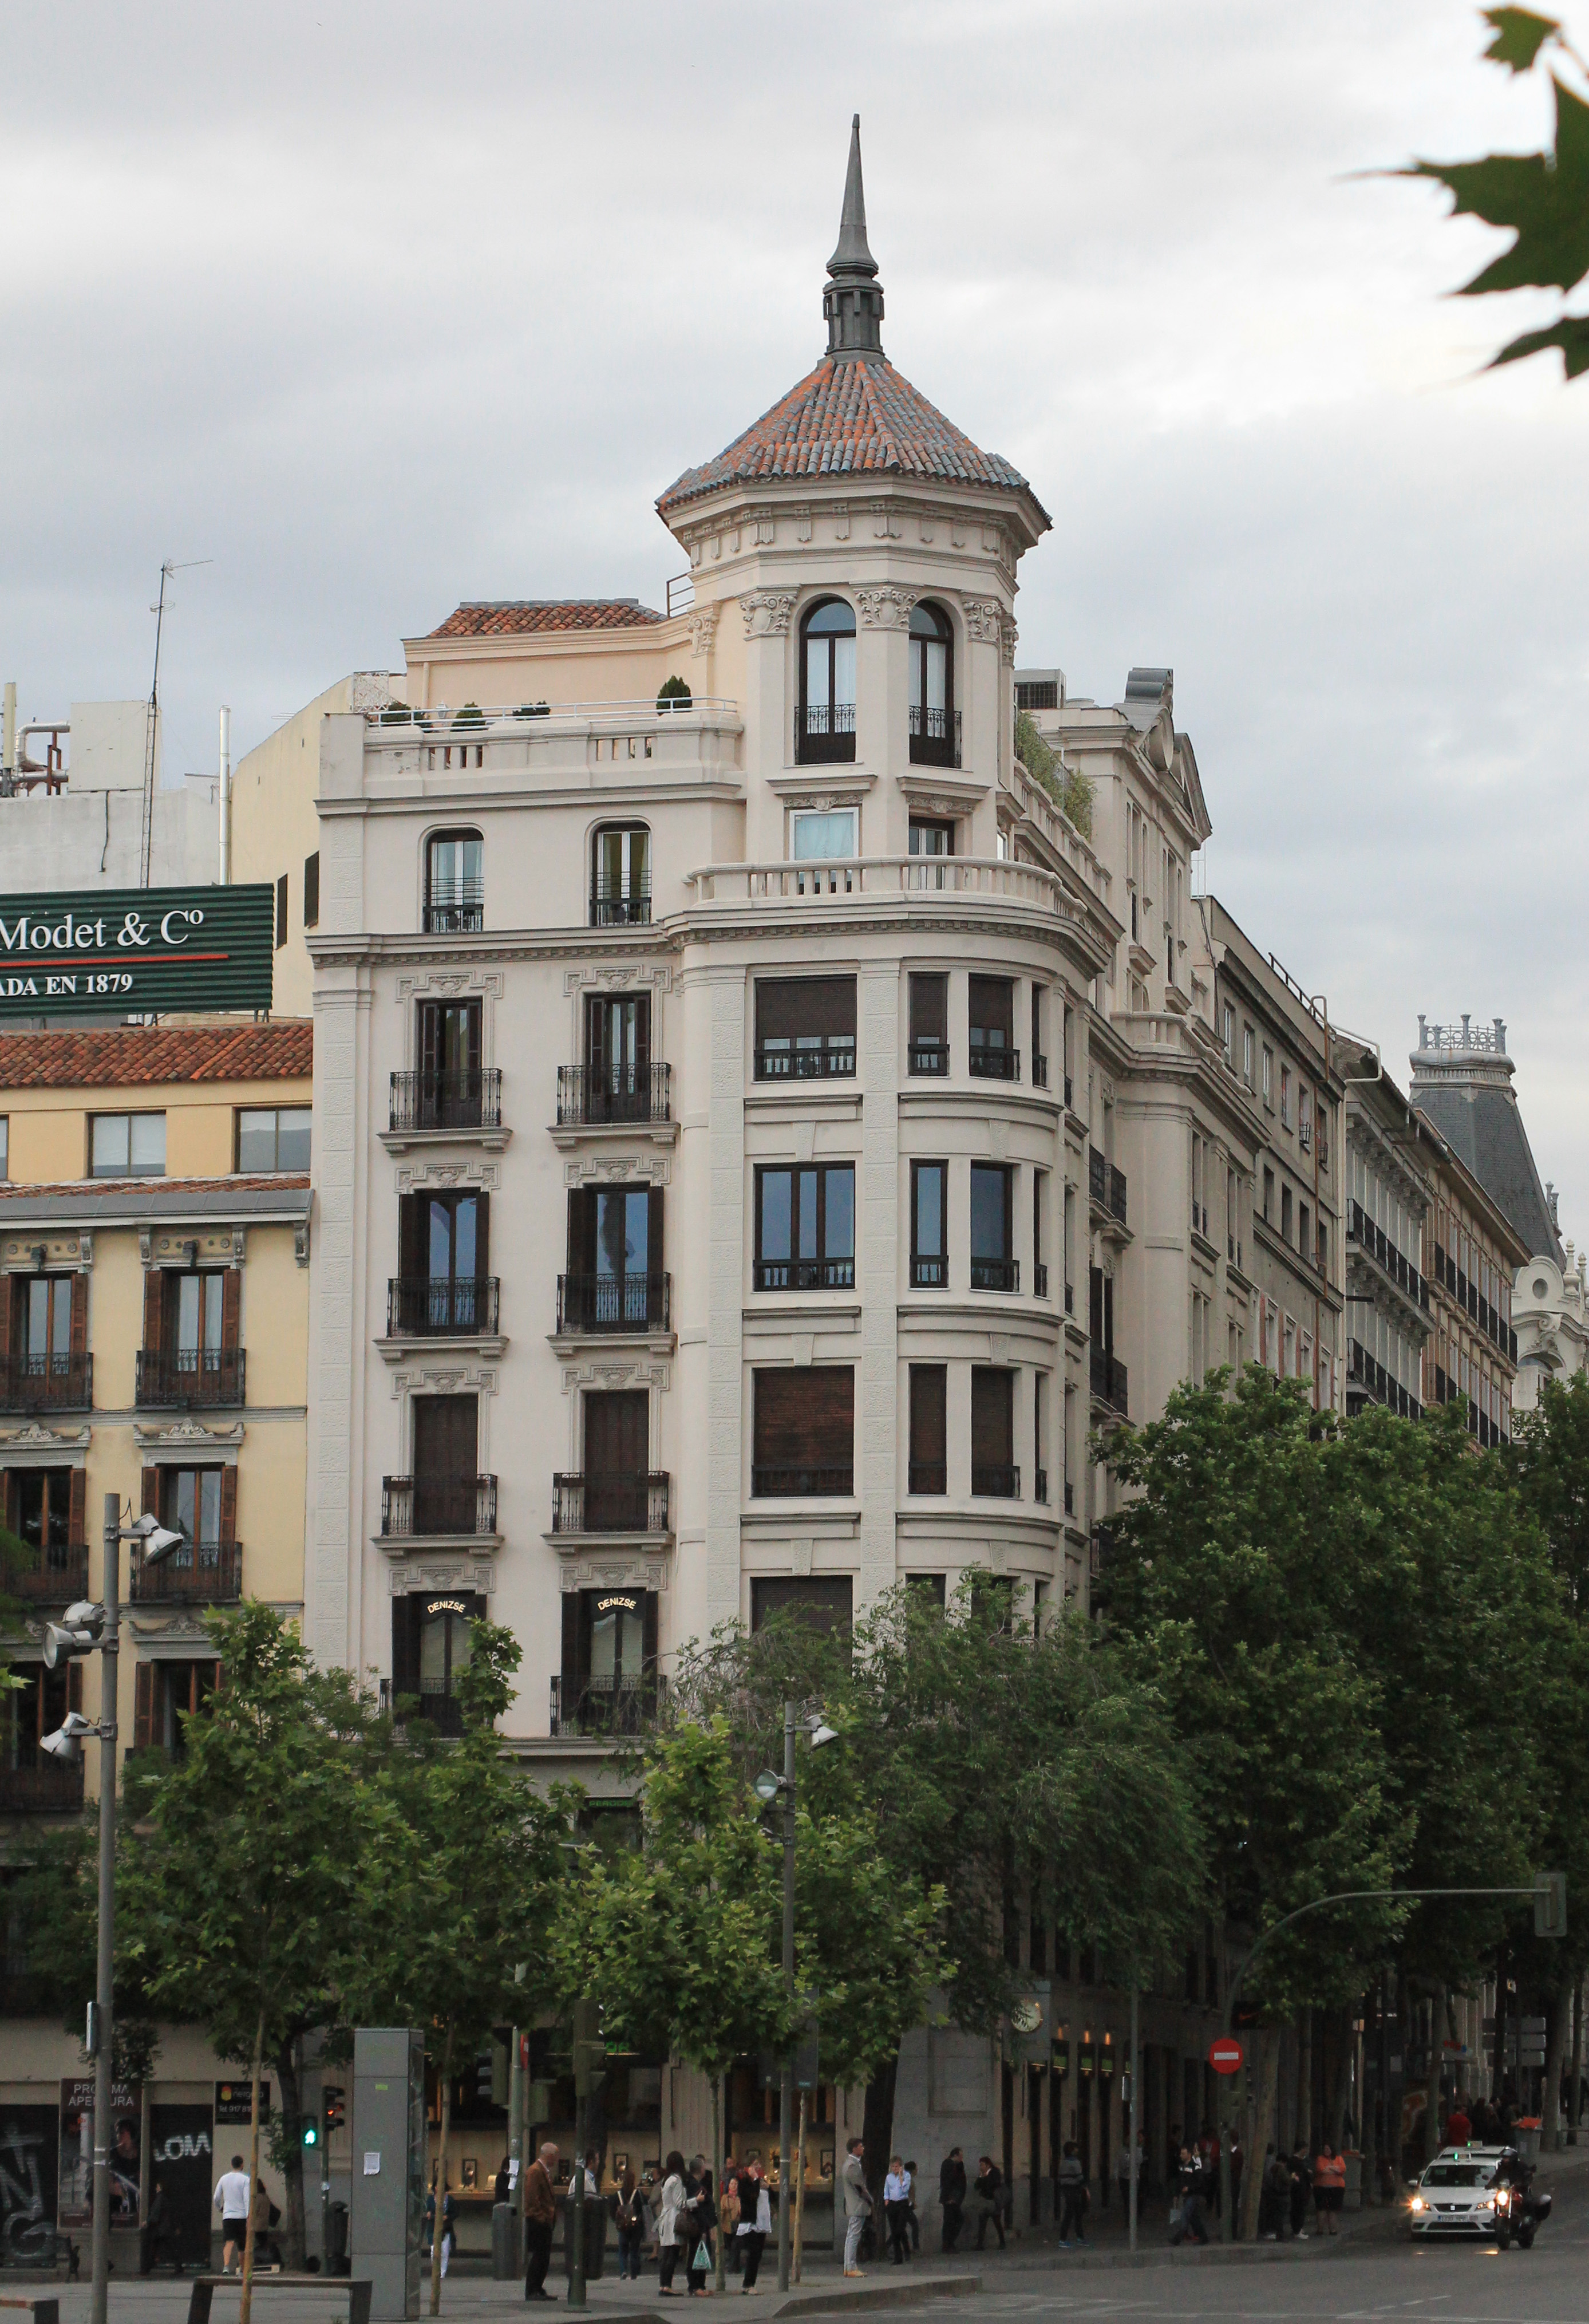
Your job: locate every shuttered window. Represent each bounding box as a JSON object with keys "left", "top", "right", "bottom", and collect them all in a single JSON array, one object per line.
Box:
[
  {"left": 752, "top": 1367, "right": 853, "bottom": 1496},
  {"left": 908, "top": 1365, "right": 947, "bottom": 1494}
]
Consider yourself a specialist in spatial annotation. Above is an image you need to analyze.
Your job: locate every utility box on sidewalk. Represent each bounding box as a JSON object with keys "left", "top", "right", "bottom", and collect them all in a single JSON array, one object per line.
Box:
[{"left": 350, "top": 2028, "right": 426, "bottom": 2321}]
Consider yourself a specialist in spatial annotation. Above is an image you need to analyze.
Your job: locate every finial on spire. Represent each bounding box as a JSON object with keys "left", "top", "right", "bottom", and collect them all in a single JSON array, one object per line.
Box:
[{"left": 824, "top": 113, "right": 885, "bottom": 359}]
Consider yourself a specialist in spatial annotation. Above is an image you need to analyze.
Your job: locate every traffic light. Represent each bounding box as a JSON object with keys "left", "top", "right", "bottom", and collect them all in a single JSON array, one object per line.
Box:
[
  {"left": 1535, "top": 1871, "right": 1568, "bottom": 1940},
  {"left": 477, "top": 2041, "right": 509, "bottom": 2107},
  {"left": 302, "top": 2117, "right": 319, "bottom": 2151},
  {"left": 323, "top": 2085, "right": 346, "bottom": 2140},
  {"left": 572, "top": 1999, "right": 607, "bottom": 2100}
]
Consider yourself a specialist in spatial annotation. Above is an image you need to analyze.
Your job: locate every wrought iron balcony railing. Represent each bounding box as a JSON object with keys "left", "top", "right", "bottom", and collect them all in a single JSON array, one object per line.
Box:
[
  {"left": 910, "top": 1254, "right": 948, "bottom": 1289},
  {"left": 389, "top": 1067, "right": 502, "bottom": 1134},
  {"left": 556, "top": 1273, "right": 671, "bottom": 1335},
  {"left": 129, "top": 1541, "right": 243, "bottom": 1604},
  {"left": 753, "top": 1039, "right": 856, "bottom": 1081},
  {"left": 380, "top": 1475, "right": 498, "bottom": 1537},
  {"left": 550, "top": 1674, "right": 663, "bottom": 1739},
  {"left": 1088, "top": 1150, "right": 1129, "bottom": 1225},
  {"left": 753, "top": 1257, "right": 855, "bottom": 1291},
  {"left": 0, "top": 1352, "right": 93, "bottom": 1414},
  {"left": 907, "top": 1040, "right": 950, "bottom": 1076},
  {"left": 556, "top": 1062, "right": 671, "bottom": 1127},
  {"left": 1089, "top": 1348, "right": 1129, "bottom": 1416},
  {"left": 970, "top": 1256, "right": 1019, "bottom": 1293},
  {"left": 136, "top": 1348, "right": 246, "bottom": 1409},
  {"left": 794, "top": 701, "right": 857, "bottom": 764},
  {"left": 0, "top": 1761, "right": 85, "bottom": 1811},
  {"left": 551, "top": 1471, "right": 671, "bottom": 1535},
  {"left": 422, "top": 885, "right": 484, "bottom": 935},
  {"left": 971, "top": 1463, "right": 1020, "bottom": 1499},
  {"left": 751, "top": 1462, "right": 854, "bottom": 1498},
  {"left": 386, "top": 1277, "right": 500, "bottom": 1337},
  {"left": 590, "top": 879, "right": 651, "bottom": 928},
  {"left": 0, "top": 1540, "right": 89, "bottom": 1603},
  {"left": 907, "top": 704, "right": 962, "bottom": 768},
  {"left": 967, "top": 1043, "right": 1019, "bottom": 1082}
]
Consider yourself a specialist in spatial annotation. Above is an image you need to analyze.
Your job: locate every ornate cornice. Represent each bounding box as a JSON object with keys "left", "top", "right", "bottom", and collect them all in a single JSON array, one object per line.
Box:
[{"left": 739, "top": 590, "right": 798, "bottom": 640}]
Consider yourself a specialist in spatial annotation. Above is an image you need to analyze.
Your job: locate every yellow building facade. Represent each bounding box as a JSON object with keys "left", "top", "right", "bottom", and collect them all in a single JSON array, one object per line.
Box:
[{"left": 0, "top": 1021, "right": 312, "bottom": 1814}]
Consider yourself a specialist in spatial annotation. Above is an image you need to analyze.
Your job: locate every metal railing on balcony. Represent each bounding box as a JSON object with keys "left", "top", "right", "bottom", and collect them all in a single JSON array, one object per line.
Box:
[
  {"left": 910, "top": 1255, "right": 948, "bottom": 1289},
  {"left": 396, "top": 1688, "right": 465, "bottom": 1738},
  {"left": 1111, "top": 1166, "right": 1128, "bottom": 1225},
  {"left": 968, "top": 1044, "right": 1019, "bottom": 1082},
  {"left": 1089, "top": 1150, "right": 1107, "bottom": 1207},
  {"left": 129, "top": 1541, "right": 243, "bottom": 1604},
  {"left": 0, "top": 1761, "right": 84, "bottom": 1811},
  {"left": 907, "top": 1039, "right": 949, "bottom": 1076},
  {"left": 753, "top": 1039, "right": 856, "bottom": 1081},
  {"left": 753, "top": 1256, "right": 855, "bottom": 1291},
  {"left": 1089, "top": 1347, "right": 1128, "bottom": 1415},
  {"left": 386, "top": 1277, "right": 500, "bottom": 1337},
  {"left": 1031, "top": 1052, "right": 1049, "bottom": 1089},
  {"left": 1034, "top": 1263, "right": 1049, "bottom": 1300},
  {"left": 750, "top": 1462, "right": 854, "bottom": 1498},
  {"left": 136, "top": 1347, "right": 247, "bottom": 1409},
  {"left": 551, "top": 1471, "right": 671, "bottom": 1534},
  {"left": 1064, "top": 1072, "right": 1074, "bottom": 1110},
  {"left": 389, "top": 1068, "right": 502, "bottom": 1135},
  {"left": 556, "top": 1273, "right": 671, "bottom": 1335},
  {"left": 0, "top": 1352, "right": 92, "bottom": 1414},
  {"left": 908, "top": 1459, "right": 946, "bottom": 1495},
  {"left": 970, "top": 1256, "right": 1019, "bottom": 1293},
  {"left": 0, "top": 1540, "right": 89, "bottom": 1603},
  {"left": 590, "top": 878, "right": 651, "bottom": 928},
  {"left": 971, "top": 1463, "right": 1020, "bottom": 1498},
  {"left": 422, "top": 885, "right": 484, "bottom": 935},
  {"left": 550, "top": 1673, "right": 663, "bottom": 1738},
  {"left": 556, "top": 1062, "right": 672, "bottom": 1127},
  {"left": 794, "top": 702, "right": 857, "bottom": 763},
  {"left": 907, "top": 704, "right": 962, "bottom": 768},
  {"left": 380, "top": 1475, "right": 498, "bottom": 1537},
  {"left": 1347, "top": 1201, "right": 1428, "bottom": 1310}
]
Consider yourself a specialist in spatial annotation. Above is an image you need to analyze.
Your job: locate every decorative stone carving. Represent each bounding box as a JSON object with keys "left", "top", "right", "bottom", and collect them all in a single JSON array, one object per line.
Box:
[
  {"left": 962, "top": 597, "right": 1002, "bottom": 644},
  {"left": 134, "top": 1417, "right": 246, "bottom": 1460},
  {"left": 388, "top": 1560, "right": 496, "bottom": 1596},
  {"left": 685, "top": 605, "right": 720, "bottom": 659},
  {"left": 562, "top": 964, "right": 671, "bottom": 997},
  {"left": 1000, "top": 615, "right": 1019, "bottom": 666},
  {"left": 294, "top": 1221, "right": 310, "bottom": 1268},
  {"left": 558, "top": 1555, "right": 668, "bottom": 1593},
  {"left": 856, "top": 586, "right": 915, "bottom": 630},
  {"left": 0, "top": 1420, "right": 90, "bottom": 1458},
  {"left": 563, "top": 1155, "right": 670, "bottom": 1187},
  {"left": 3, "top": 1233, "right": 89, "bottom": 1274},
  {"left": 394, "top": 1161, "right": 500, "bottom": 1196},
  {"left": 559, "top": 1357, "right": 670, "bottom": 1396},
  {"left": 739, "top": 590, "right": 797, "bottom": 640},
  {"left": 831, "top": 503, "right": 851, "bottom": 541},
  {"left": 793, "top": 504, "right": 812, "bottom": 543},
  {"left": 141, "top": 1224, "right": 244, "bottom": 1272}
]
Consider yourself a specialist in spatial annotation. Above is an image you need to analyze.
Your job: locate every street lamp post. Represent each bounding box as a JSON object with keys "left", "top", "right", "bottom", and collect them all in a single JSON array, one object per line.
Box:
[
  {"left": 754, "top": 1704, "right": 836, "bottom": 2294},
  {"left": 41, "top": 1494, "right": 185, "bottom": 2324}
]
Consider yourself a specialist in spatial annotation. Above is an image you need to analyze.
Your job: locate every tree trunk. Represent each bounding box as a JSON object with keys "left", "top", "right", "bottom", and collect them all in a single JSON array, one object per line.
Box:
[
  {"left": 1571, "top": 1977, "right": 1584, "bottom": 2144},
  {"left": 430, "top": 2027, "right": 452, "bottom": 2317},
  {"left": 1238, "top": 2031, "right": 1278, "bottom": 2243},
  {"left": 1424, "top": 1991, "right": 1445, "bottom": 2165},
  {"left": 1295, "top": 2009, "right": 1311, "bottom": 2153},
  {"left": 712, "top": 2074, "right": 724, "bottom": 2294},
  {"left": 240, "top": 2010, "right": 266, "bottom": 2324},
  {"left": 860, "top": 2054, "right": 899, "bottom": 2219},
  {"left": 1543, "top": 1974, "right": 1573, "bottom": 2152},
  {"left": 275, "top": 2035, "right": 307, "bottom": 2271}
]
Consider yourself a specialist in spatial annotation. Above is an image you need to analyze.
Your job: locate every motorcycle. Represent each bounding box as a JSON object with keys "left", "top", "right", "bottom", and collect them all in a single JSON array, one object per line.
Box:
[{"left": 1492, "top": 2165, "right": 1552, "bottom": 2250}]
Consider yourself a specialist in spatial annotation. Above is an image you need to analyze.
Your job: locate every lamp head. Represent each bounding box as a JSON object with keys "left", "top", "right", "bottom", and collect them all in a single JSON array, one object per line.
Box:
[
  {"left": 41, "top": 1711, "right": 96, "bottom": 1762},
  {"left": 140, "top": 1524, "right": 187, "bottom": 1566},
  {"left": 808, "top": 1718, "right": 839, "bottom": 1750},
  {"left": 753, "top": 1771, "right": 781, "bottom": 1805},
  {"left": 42, "top": 1620, "right": 98, "bottom": 1669}
]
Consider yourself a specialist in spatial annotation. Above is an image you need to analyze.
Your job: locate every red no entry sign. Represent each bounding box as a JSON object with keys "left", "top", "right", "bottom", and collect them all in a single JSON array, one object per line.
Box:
[{"left": 1208, "top": 2037, "right": 1244, "bottom": 2076}]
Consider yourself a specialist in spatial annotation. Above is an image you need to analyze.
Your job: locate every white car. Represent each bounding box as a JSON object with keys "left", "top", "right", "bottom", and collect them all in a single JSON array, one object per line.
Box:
[{"left": 1408, "top": 2148, "right": 1512, "bottom": 2240}]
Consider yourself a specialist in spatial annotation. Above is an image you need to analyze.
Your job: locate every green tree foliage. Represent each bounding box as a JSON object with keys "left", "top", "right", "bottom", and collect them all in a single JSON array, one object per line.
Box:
[
  {"left": 1396, "top": 9, "right": 1589, "bottom": 377},
  {"left": 119, "top": 1604, "right": 380, "bottom": 2279},
  {"left": 1014, "top": 709, "right": 1094, "bottom": 837},
  {"left": 349, "top": 1623, "right": 567, "bottom": 2315}
]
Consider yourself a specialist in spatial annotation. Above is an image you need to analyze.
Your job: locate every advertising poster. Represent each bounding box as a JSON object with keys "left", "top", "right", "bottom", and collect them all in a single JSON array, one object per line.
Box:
[
  {"left": 58, "top": 2079, "right": 140, "bottom": 2234},
  {"left": 148, "top": 2106, "right": 216, "bottom": 2271},
  {"left": 0, "top": 2106, "right": 60, "bottom": 2266},
  {"left": 215, "top": 2081, "right": 270, "bottom": 2126}
]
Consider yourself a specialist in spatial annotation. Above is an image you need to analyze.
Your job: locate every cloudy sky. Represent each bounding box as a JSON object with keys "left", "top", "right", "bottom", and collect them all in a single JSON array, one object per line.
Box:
[{"left": 5, "top": 1, "right": 1586, "bottom": 1230}]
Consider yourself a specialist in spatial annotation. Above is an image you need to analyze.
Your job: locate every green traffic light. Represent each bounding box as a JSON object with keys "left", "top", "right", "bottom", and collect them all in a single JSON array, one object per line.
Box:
[{"left": 302, "top": 2122, "right": 319, "bottom": 2148}]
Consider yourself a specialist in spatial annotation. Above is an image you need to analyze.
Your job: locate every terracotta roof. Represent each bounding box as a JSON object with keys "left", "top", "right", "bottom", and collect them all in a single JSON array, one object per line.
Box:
[
  {"left": 0, "top": 1174, "right": 310, "bottom": 1202},
  {"left": 426, "top": 601, "right": 665, "bottom": 639},
  {"left": 0, "top": 1022, "right": 313, "bottom": 1091},
  {"left": 658, "top": 354, "right": 1036, "bottom": 516}
]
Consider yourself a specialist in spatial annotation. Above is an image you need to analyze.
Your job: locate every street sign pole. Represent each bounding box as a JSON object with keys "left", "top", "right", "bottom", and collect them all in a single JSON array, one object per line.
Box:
[
  {"left": 777, "top": 1701, "right": 796, "bottom": 2293},
  {"left": 89, "top": 1496, "right": 120, "bottom": 2324},
  {"left": 1128, "top": 1983, "right": 1139, "bottom": 2257}
]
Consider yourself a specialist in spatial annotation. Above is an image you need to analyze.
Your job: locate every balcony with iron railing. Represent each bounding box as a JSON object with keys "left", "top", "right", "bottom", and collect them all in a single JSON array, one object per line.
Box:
[
  {"left": 969, "top": 1256, "right": 1019, "bottom": 1293},
  {"left": 907, "top": 704, "right": 962, "bottom": 767},
  {"left": 590, "top": 875, "right": 651, "bottom": 929},
  {"left": 910, "top": 1255, "right": 948, "bottom": 1289},
  {"left": 556, "top": 1062, "right": 671, "bottom": 1128},
  {"left": 1088, "top": 1150, "right": 1129, "bottom": 1228},
  {"left": 751, "top": 1461, "right": 854, "bottom": 1498},
  {"left": 551, "top": 1471, "right": 670, "bottom": 1536},
  {"left": 1347, "top": 1201, "right": 1429, "bottom": 1313},
  {"left": 397, "top": 1688, "right": 465, "bottom": 1738},
  {"left": 129, "top": 1541, "right": 243, "bottom": 1605},
  {"left": 753, "top": 1037, "right": 855, "bottom": 1082},
  {"left": 0, "top": 1761, "right": 85, "bottom": 1812},
  {"left": 385, "top": 1277, "right": 500, "bottom": 1338},
  {"left": 0, "top": 1540, "right": 89, "bottom": 1604},
  {"left": 971, "top": 1463, "right": 1020, "bottom": 1499},
  {"left": 380, "top": 1475, "right": 498, "bottom": 1538},
  {"left": 1089, "top": 1347, "right": 1129, "bottom": 1416},
  {"left": 0, "top": 1352, "right": 93, "bottom": 1415},
  {"left": 794, "top": 701, "right": 856, "bottom": 764},
  {"left": 389, "top": 1068, "right": 502, "bottom": 1136},
  {"left": 556, "top": 1273, "right": 671, "bottom": 1337},
  {"left": 550, "top": 1673, "right": 663, "bottom": 1739},
  {"left": 753, "top": 1256, "right": 855, "bottom": 1292},
  {"left": 136, "top": 1347, "right": 246, "bottom": 1410},
  {"left": 968, "top": 1043, "right": 1019, "bottom": 1083},
  {"left": 907, "top": 1039, "right": 949, "bottom": 1076},
  {"left": 422, "top": 883, "right": 484, "bottom": 936},
  {"left": 907, "top": 1459, "right": 946, "bottom": 1495}
]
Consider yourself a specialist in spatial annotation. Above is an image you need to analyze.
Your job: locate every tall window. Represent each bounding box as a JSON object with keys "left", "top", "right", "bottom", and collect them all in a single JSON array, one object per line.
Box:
[
  {"left": 797, "top": 598, "right": 856, "bottom": 763},
  {"left": 754, "top": 978, "right": 856, "bottom": 1080},
  {"left": 393, "top": 1592, "right": 480, "bottom": 1735},
  {"left": 970, "top": 1164, "right": 1015, "bottom": 1291},
  {"left": 564, "top": 1587, "right": 655, "bottom": 1731},
  {"left": 397, "top": 1190, "right": 489, "bottom": 1333},
  {"left": 591, "top": 824, "right": 651, "bottom": 926},
  {"left": 410, "top": 999, "right": 484, "bottom": 1130},
  {"left": 752, "top": 1366, "right": 854, "bottom": 1497},
  {"left": 908, "top": 1364, "right": 947, "bottom": 1494},
  {"left": 911, "top": 1161, "right": 948, "bottom": 1288},
  {"left": 908, "top": 973, "right": 948, "bottom": 1074},
  {"left": 968, "top": 977, "right": 1017, "bottom": 1080},
  {"left": 907, "top": 819, "right": 952, "bottom": 887},
  {"left": 584, "top": 992, "right": 651, "bottom": 1122},
  {"left": 564, "top": 1185, "right": 664, "bottom": 1330},
  {"left": 580, "top": 1391, "right": 650, "bottom": 1532},
  {"left": 908, "top": 602, "right": 955, "bottom": 764},
  {"left": 166, "top": 1465, "right": 224, "bottom": 1548},
  {"left": 425, "top": 830, "right": 483, "bottom": 933},
  {"left": 165, "top": 1270, "right": 224, "bottom": 1381},
  {"left": 755, "top": 1165, "right": 855, "bottom": 1290},
  {"left": 409, "top": 1394, "right": 480, "bottom": 1534},
  {"left": 303, "top": 850, "right": 320, "bottom": 931},
  {"left": 21, "top": 1277, "right": 73, "bottom": 1376},
  {"left": 971, "top": 1368, "right": 1017, "bottom": 1497}
]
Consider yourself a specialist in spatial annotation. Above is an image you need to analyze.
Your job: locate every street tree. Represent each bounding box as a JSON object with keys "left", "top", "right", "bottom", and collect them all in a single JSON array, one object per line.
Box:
[
  {"left": 350, "top": 1623, "right": 567, "bottom": 2315},
  {"left": 119, "top": 1603, "right": 378, "bottom": 2302}
]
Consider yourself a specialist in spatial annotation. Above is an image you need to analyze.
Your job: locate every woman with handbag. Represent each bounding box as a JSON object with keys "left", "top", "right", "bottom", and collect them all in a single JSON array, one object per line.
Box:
[{"left": 657, "top": 2152, "right": 688, "bottom": 2295}]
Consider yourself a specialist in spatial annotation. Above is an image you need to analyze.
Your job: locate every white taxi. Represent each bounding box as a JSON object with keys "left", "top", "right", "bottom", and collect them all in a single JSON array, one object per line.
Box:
[{"left": 1408, "top": 2147, "right": 1509, "bottom": 2239}]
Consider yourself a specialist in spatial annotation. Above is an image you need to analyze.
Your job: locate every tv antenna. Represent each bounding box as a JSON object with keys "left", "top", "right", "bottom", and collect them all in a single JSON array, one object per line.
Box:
[{"left": 140, "top": 558, "right": 211, "bottom": 887}]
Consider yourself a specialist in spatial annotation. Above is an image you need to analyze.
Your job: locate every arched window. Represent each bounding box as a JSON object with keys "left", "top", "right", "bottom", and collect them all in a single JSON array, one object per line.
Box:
[
  {"left": 591, "top": 824, "right": 651, "bottom": 926},
  {"left": 797, "top": 598, "right": 857, "bottom": 764},
  {"left": 424, "top": 830, "right": 483, "bottom": 933},
  {"left": 908, "top": 602, "right": 956, "bottom": 766}
]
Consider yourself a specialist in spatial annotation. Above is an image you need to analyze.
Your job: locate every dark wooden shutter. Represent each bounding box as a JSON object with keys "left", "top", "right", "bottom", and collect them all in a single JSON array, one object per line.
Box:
[
  {"left": 642, "top": 1590, "right": 659, "bottom": 1680},
  {"left": 0, "top": 1276, "right": 10, "bottom": 1359},
  {"left": 221, "top": 1266, "right": 241, "bottom": 1352},
  {"left": 972, "top": 1368, "right": 1014, "bottom": 1466},
  {"left": 398, "top": 1193, "right": 426, "bottom": 1281},
  {"left": 753, "top": 1367, "right": 854, "bottom": 1471},
  {"left": 756, "top": 978, "right": 856, "bottom": 1044},
  {"left": 585, "top": 1391, "right": 648, "bottom": 1477},
  {"left": 566, "top": 1189, "right": 593, "bottom": 1275},
  {"left": 560, "top": 1593, "right": 580, "bottom": 1690},
  {"left": 909, "top": 1367, "right": 947, "bottom": 1469},
  {"left": 133, "top": 1662, "right": 153, "bottom": 1749},
  {"left": 69, "top": 1272, "right": 88, "bottom": 1356},
  {"left": 584, "top": 996, "right": 607, "bottom": 1078},
  {"left": 969, "top": 976, "right": 1014, "bottom": 1043},
  {"left": 68, "top": 1466, "right": 85, "bottom": 1546},
  {"left": 143, "top": 1268, "right": 164, "bottom": 1355},
  {"left": 634, "top": 994, "right": 651, "bottom": 1072},
  {"left": 219, "top": 1465, "right": 238, "bottom": 1546},
  {"left": 414, "top": 1395, "right": 477, "bottom": 1477},
  {"left": 909, "top": 975, "right": 947, "bottom": 1044},
  {"left": 303, "top": 850, "right": 320, "bottom": 930},
  {"left": 141, "top": 1465, "right": 159, "bottom": 1519},
  {"left": 392, "top": 1599, "right": 416, "bottom": 1699}
]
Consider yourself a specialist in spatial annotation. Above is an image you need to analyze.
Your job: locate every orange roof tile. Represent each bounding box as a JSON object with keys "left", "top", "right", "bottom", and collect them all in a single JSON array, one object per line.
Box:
[
  {"left": 0, "top": 1174, "right": 310, "bottom": 1201},
  {"left": 0, "top": 1023, "right": 312, "bottom": 1091},
  {"left": 426, "top": 601, "right": 665, "bottom": 638}
]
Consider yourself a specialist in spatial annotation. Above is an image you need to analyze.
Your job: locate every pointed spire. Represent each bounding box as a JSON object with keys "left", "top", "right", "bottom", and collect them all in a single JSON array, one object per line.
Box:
[{"left": 824, "top": 113, "right": 886, "bottom": 359}]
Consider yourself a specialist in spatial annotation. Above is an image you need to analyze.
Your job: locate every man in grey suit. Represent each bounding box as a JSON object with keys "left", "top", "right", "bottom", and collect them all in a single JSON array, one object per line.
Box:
[{"left": 841, "top": 2138, "right": 872, "bottom": 2278}]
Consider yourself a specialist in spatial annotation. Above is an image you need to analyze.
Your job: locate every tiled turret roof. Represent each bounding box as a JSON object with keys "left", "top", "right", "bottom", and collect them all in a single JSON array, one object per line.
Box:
[{"left": 657, "top": 354, "right": 1035, "bottom": 516}]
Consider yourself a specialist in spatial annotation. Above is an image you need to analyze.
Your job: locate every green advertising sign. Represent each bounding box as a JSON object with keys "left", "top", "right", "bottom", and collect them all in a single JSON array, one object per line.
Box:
[{"left": 0, "top": 885, "right": 275, "bottom": 1019}]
